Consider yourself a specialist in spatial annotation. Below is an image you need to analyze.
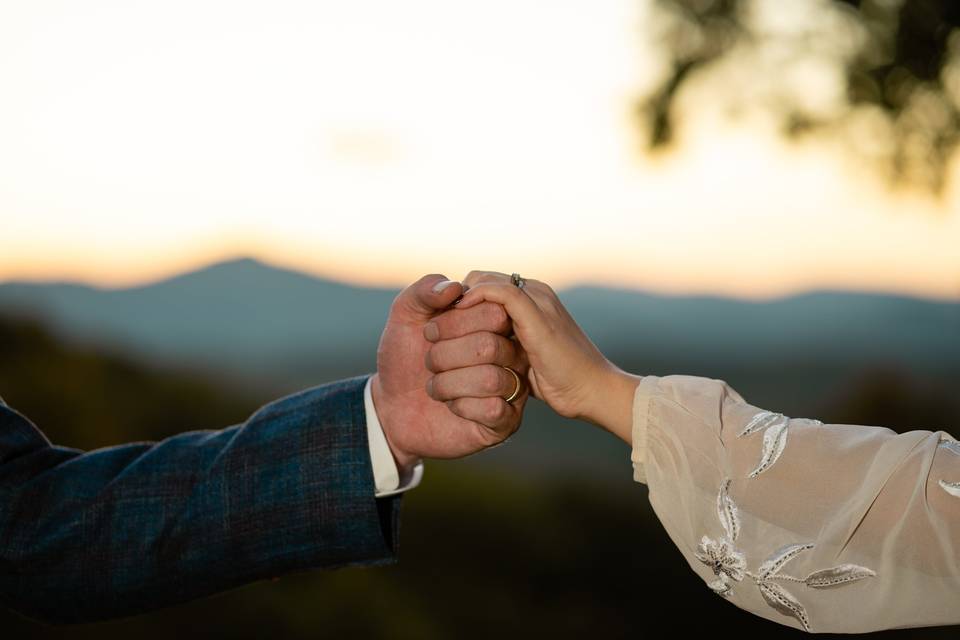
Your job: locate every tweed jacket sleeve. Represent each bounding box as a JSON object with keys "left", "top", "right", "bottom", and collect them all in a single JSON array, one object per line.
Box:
[{"left": 0, "top": 373, "right": 401, "bottom": 624}]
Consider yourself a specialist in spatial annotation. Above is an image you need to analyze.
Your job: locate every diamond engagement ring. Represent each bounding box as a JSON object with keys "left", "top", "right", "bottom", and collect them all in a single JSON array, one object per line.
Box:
[{"left": 510, "top": 273, "right": 526, "bottom": 289}]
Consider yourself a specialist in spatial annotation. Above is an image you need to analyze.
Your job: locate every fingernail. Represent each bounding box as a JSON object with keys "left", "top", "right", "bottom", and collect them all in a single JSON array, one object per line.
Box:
[
  {"left": 432, "top": 279, "right": 456, "bottom": 294},
  {"left": 426, "top": 377, "right": 435, "bottom": 397},
  {"left": 424, "top": 322, "right": 439, "bottom": 342}
]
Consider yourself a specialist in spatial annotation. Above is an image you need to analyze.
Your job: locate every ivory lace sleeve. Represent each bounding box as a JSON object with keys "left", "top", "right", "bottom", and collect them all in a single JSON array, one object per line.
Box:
[{"left": 630, "top": 374, "right": 960, "bottom": 633}]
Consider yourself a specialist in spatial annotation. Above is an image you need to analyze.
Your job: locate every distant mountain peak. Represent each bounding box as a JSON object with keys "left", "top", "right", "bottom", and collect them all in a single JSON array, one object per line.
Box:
[
  {"left": 135, "top": 255, "right": 335, "bottom": 292},
  {"left": 169, "top": 256, "right": 276, "bottom": 278},
  {"left": 210, "top": 256, "right": 265, "bottom": 269}
]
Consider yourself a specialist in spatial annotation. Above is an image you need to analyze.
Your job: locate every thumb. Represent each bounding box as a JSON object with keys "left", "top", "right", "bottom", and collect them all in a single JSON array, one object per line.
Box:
[{"left": 392, "top": 273, "right": 465, "bottom": 322}]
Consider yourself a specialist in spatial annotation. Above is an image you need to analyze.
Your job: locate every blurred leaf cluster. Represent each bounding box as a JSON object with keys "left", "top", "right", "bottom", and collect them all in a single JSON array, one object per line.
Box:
[{"left": 642, "top": 0, "right": 960, "bottom": 193}]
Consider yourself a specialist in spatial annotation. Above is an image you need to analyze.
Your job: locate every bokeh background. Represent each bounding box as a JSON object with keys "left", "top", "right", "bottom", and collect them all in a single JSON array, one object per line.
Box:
[{"left": 1, "top": 0, "right": 959, "bottom": 637}]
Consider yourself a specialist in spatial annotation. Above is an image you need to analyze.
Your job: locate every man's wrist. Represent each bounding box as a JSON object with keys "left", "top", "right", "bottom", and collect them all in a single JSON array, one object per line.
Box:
[{"left": 369, "top": 373, "right": 421, "bottom": 477}]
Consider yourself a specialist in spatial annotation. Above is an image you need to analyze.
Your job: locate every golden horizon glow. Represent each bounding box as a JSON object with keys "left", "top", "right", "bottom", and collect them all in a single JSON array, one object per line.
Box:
[{"left": 1, "top": 0, "right": 959, "bottom": 302}]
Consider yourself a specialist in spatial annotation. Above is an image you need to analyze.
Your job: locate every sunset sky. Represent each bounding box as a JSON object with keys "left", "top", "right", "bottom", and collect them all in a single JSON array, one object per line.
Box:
[{"left": 1, "top": 0, "right": 959, "bottom": 300}]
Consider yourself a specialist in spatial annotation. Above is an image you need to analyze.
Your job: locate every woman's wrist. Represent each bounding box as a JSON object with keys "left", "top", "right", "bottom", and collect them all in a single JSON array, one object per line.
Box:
[{"left": 578, "top": 363, "right": 642, "bottom": 444}]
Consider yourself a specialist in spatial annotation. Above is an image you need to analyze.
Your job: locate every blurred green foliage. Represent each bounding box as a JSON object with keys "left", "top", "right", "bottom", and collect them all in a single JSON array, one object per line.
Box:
[
  {"left": 1, "top": 314, "right": 958, "bottom": 638},
  {"left": 0, "top": 312, "right": 264, "bottom": 450}
]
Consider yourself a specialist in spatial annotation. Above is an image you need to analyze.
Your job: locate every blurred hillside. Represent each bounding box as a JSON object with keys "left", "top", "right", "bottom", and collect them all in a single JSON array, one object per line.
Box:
[
  {"left": 1, "top": 264, "right": 959, "bottom": 637},
  {"left": 2, "top": 259, "right": 957, "bottom": 389},
  {"left": 1, "top": 258, "right": 958, "bottom": 478}
]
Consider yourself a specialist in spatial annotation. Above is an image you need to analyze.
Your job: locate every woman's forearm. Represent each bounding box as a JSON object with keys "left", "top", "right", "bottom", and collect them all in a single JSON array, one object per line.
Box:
[{"left": 578, "top": 365, "right": 642, "bottom": 445}]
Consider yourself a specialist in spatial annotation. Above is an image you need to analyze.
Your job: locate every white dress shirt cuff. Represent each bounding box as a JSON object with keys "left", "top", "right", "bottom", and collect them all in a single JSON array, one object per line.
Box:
[{"left": 364, "top": 375, "right": 424, "bottom": 498}]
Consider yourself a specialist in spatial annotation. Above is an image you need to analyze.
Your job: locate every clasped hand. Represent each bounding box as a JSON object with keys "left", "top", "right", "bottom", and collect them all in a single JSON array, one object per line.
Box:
[{"left": 372, "top": 271, "right": 641, "bottom": 477}]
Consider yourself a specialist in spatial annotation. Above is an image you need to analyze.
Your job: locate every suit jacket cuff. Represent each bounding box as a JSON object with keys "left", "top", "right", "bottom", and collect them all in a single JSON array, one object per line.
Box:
[
  {"left": 134, "top": 374, "right": 402, "bottom": 619},
  {"left": 265, "top": 373, "right": 403, "bottom": 568}
]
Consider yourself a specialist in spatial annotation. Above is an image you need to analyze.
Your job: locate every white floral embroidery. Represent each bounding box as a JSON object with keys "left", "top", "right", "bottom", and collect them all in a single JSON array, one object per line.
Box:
[
  {"left": 938, "top": 434, "right": 960, "bottom": 498},
  {"left": 695, "top": 477, "right": 877, "bottom": 632},
  {"left": 695, "top": 478, "right": 746, "bottom": 597},
  {"left": 696, "top": 534, "right": 745, "bottom": 597},
  {"left": 737, "top": 411, "right": 792, "bottom": 477}
]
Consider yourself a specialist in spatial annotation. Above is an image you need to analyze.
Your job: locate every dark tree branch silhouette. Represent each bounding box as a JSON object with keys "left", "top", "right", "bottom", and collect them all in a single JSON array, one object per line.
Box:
[{"left": 641, "top": 0, "right": 960, "bottom": 193}]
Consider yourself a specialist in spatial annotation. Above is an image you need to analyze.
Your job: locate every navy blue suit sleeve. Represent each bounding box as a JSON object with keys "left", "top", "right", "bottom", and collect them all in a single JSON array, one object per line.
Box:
[{"left": 0, "top": 374, "right": 402, "bottom": 624}]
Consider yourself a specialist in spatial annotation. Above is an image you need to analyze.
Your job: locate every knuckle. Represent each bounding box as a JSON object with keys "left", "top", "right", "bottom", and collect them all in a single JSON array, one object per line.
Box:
[
  {"left": 484, "top": 302, "right": 510, "bottom": 331},
  {"left": 433, "top": 313, "right": 453, "bottom": 338},
  {"left": 449, "top": 397, "right": 466, "bottom": 415},
  {"left": 482, "top": 365, "right": 502, "bottom": 393},
  {"left": 476, "top": 334, "right": 499, "bottom": 362},
  {"left": 527, "top": 277, "right": 547, "bottom": 290},
  {"left": 486, "top": 399, "right": 506, "bottom": 423},
  {"left": 464, "top": 270, "right": 485, "bottom": 285},
  {"left": 530, "top": 279, "right": 558, "bottom": 301}
]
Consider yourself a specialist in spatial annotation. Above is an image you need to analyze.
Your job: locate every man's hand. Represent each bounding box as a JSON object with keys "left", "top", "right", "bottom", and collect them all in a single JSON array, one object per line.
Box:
[{"left": 372, "top": 274, "right": 530, "bottom": 475}]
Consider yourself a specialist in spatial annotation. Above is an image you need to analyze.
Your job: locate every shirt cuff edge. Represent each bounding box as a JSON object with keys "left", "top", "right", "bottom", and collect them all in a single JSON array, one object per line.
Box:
[{"left": 631, "top": 375, "right": 660, "bottom": 485}]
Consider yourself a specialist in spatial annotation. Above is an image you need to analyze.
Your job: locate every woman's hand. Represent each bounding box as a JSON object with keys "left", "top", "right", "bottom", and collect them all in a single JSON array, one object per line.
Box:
[{"left": 423, "top": 271, "right": 641, "bottom": 444}]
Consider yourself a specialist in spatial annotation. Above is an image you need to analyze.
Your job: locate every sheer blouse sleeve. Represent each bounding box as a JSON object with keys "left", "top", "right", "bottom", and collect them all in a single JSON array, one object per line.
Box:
[{"left": 630, "top": 374, "right": 960, "bottom": 633}]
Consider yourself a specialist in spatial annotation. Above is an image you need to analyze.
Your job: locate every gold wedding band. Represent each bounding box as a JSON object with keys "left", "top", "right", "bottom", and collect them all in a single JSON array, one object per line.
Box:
[{"left": 501, "top": 365, "right": 523, "bottom": 403}]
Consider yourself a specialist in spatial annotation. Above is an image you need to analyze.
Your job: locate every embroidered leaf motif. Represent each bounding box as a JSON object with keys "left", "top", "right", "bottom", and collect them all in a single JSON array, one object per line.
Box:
[
  {"left": 699, "top": 429, "right": 879, "bottom": 632},
  {"left": 738, "top": 411, "right": 782, "bottom": 437},
  {"left": 716, "top": 477, "right": 741, "bottom": 542},
  {"left": 748, "top": 418, "right": 790, "bottom": 478},
  {"left": 758, "top": 580, "right": 811, "bottom": 632},
  {"left": 935, "top": 436, "right": 960, "bottom": 497},
  {"left": 938, "top": 479, "right": 960, "bottom": 498},
  {"left": 939, "top": 434, "right": 960, "bottom": 457},
  {"left": 738, "top": 412, "right": 791, "bottom": 477},
  {"left": 758, "top": 542, "right": 814, "bottom": 578},
  {"left": 707, "top": 576, "right": 733, "bottom": 598},
  {"left": 803, "top": 564, "right": 877, "bottom": 588}
]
